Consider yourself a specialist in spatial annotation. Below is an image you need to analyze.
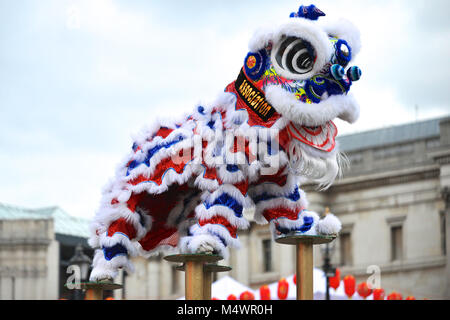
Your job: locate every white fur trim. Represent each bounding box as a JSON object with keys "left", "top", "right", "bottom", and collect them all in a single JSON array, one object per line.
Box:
[
  {"left": 190, "top": 224, "right": 241, "bottom": 249},
  {"left": 89, "top": 249, "right": 134, "bottom": 282},
  {"left": 269, "top": 210, "right": 320, "bottom": 237},
  {"left": 178, "top": 234, "right": 229, "bottom": 259},
  {"left": 97, "top": 232, "right": 139, "bottom": 257},
  {"left": 195, "top": 204, "right": 250, "bottom": 230},
  {"left": 319, "top": 18, "right": 362, "bottom": 57},
  {"left": 249, "top": 18, "right": 333, "bottom": 82},
  {"left": 265, "top": 85, "right": 360, "bottom": 126}
]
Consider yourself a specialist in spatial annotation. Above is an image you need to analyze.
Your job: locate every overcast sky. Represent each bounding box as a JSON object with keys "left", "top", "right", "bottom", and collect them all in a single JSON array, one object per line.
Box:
[{"left": 0, "top": 0, "right": 449, "bottom": 219}]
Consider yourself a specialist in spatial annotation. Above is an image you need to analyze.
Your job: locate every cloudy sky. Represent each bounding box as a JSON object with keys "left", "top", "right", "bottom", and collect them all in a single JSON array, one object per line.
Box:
[{"left": 0, "top": 0, "right": 449, "bottom": 219}]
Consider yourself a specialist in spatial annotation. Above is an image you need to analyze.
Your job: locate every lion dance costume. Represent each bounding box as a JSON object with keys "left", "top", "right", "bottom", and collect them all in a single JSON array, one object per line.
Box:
[{"left": 89, "top": 4, "right": 362, "bottom": 281}]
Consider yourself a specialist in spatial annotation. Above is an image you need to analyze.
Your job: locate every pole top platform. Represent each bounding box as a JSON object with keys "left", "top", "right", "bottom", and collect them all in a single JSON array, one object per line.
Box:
[
  {"left": 78, "top": 280, "right": 123, "bottom": 290},
  {"left": 164, "top": 253, "right": 223, "bottom": 264},
  {"left": 275, "top": 233, "right": 336, "bottom": 245},
  {"left": 175, "top": 263, "right": 232, "bottom": 272}
]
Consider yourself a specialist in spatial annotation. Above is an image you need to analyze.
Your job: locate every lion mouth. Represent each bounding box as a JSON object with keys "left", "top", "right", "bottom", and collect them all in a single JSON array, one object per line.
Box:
[{"left": 287, "top": 120, "right": 337, "bottom": 152}]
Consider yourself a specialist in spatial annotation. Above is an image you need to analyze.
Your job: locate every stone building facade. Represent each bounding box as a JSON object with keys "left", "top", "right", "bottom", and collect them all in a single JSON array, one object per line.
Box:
[
  {"left": 0, "top": 205, "right": 91, "bottom": 300},
  {"left": 120, "top": 116, "right": 450, "bottom": 300},
  {"left": 1, "top": 116, "right": 449, "bottom": 300}
]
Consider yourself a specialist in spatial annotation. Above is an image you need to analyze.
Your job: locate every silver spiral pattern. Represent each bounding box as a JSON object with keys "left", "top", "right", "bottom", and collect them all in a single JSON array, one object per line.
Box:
[{"left": 272, "top": 36, "right": 316, "bottom": 75}]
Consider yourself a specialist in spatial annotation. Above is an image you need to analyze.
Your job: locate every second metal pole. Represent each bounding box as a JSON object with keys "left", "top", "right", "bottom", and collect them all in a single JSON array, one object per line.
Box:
[
  {"left": 296, "top": 241, "right": 314, "bottom": 300},
  {"left": 185, "top": 261, "right": 204, "bottom": 300}
]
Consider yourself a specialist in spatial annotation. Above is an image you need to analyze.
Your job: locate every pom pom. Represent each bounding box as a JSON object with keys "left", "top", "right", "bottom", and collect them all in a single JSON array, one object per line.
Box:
[
  {"left": 347, "top": 66, "right": 362, "bottom": 81},
  {"left": 317, "top": 213, "right": 342, "bottom": 235},
  {"left": 330, "top": 64, "right": 345, "bottom": 80}
]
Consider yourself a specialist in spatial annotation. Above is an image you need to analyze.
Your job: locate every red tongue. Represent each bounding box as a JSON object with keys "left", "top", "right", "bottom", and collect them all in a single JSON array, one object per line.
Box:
[{"left": 287, "top": 121, "right": 338, "bottom": 153}]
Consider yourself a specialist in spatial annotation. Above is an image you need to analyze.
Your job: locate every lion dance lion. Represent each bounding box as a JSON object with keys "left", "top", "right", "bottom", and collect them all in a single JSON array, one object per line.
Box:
[{"left": 89, "top": 4, "right": 362, "bottom": 281}]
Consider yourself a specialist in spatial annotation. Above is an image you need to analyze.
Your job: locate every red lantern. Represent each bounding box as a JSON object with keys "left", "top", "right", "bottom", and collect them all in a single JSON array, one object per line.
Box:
[
  {"left": 259, "top": 285, "right": 271, "bottom": 300},
  {"left": 293, "top": 274, "right": 297, "bottom": 285},
  {"left": 387, "top": 291, "right": 403, "bottom": 300},
  {"left": 343, "top": 275, "right": 356, "bottom": 299},
  {"left": 239, "top": 291, "right": 255, "bottom": 300},
  {"left": 405, "top": 296, "right": 416, "bottom": 300},
  {"left": 373, "top": 288, "right": 385, "bottom": 300},
  {"left": 277, "top": 278, "right": 289, "bottom": 300},
  {"left": 212, "top": 297, "right": 220, "bottom": 300},
  {"left": 357, "top": 282, "right": 372, "bottom": 299},
  {"left": 329, "top": 268, "right": 340, "bottom": 290},
  {"left": 227, "top": 294, "right": 237, "bottom": 300}
]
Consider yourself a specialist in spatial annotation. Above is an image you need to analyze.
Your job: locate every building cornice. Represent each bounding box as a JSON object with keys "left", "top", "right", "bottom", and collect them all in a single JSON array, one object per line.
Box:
[
  {"left": 429, "top": 148, "right": 450, "bottom": 165},
  {"left": 303, "top": 164, "right": 440, "bottom": 193},
  {"left": 340, "top": 256, "right": 446, "bottom": 277}
]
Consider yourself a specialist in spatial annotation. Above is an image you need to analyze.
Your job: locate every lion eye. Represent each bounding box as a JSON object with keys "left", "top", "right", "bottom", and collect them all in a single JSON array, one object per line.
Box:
[{"left": 273, "top": 36, "right": 316, "bottom": 75}]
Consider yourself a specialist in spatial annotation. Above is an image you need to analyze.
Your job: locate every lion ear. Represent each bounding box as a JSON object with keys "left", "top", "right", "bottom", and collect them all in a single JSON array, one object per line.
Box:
[{"left": 321, "top": 18, "right": 362, "bottom": 57}]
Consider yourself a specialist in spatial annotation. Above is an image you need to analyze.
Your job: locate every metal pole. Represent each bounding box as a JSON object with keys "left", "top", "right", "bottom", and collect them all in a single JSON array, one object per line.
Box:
[
  {"left": 85, "top": 288, "right": 103, "bottom": 300},
  {"left": 203, "top": 269, "right": 212, "bottom": 300},
  {"left": 324, "top": 243, "right": 330, "bottom": 300},
  {"left": 296, "top": 241, "right": 314, "bottom": 300},
  {"left": 185, "top": 260, "right": 204, "bottom": 300},
  {"left": 326, "top": 276, "right": 330, "bottom": 300}
]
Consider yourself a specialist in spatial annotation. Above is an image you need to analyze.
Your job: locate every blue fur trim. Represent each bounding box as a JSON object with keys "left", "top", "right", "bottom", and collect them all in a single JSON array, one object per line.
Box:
[
  {"left": 102, "top": 243, "right": 128, "bottom": 261},
  {"left": 126, "top": 135, "right": 184, "bottom": 176},
  {"left": 305, "top": 73, "right": 352, "bottom": 103},
  {"left": 207, "top": 120, "right": 215, "bottom": 129},
  {"left": 226, "top": 164, "right": 239, "bottom": 172},
  {"left": 291, "top": 5, "right": 325, "bottom": 20},
  {"left": 335, "top": 39, "right": 352, "bottom": 66},
  {"left": 275, "top": 216, "right": 314, "bottom": 234},
  {"left": 254, "top": 186, "right": 301, "bottom": 204},
  {"left": 204, "top": 193, "right": 243, "bottom": 218},
  {"left": 197, "top": 106, "right": 205, "bottom": 115}
]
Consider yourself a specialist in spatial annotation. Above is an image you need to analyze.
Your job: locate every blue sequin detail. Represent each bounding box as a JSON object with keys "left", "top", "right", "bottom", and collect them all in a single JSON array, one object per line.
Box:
[
  {"left": 207, "top": 120, "right": 215, "bottom": 129},
  {"left": 198, "top": 106, "right": 205, "bottom": 115},
  {"left": 204, "top": 193, "right": 243, "bottom": 218},
  {"left": 103, "top": 243, "right": 128, "bottom": 261}
]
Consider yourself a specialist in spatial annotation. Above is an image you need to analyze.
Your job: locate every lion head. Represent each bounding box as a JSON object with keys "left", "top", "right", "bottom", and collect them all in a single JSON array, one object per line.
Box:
[{"left": 241, "top": 4, "right": 362, "bottom": 188}]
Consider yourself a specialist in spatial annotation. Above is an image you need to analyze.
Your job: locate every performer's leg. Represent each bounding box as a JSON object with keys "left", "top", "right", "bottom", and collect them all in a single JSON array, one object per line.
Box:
[
  {"left": 251, "top": 174, "right": 341, "bottom": 237},
  {"left": 88, "top": 207, "right": 149, "bottom": 281},
  {"left": 179, "top": 183, "right": 252, "bottom": 258}
]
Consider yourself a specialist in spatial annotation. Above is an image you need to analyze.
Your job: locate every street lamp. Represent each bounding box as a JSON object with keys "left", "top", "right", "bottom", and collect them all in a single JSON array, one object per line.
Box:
[
  {"left": 69, "top": 243, "right": 92, "bottom": 299},
  {"left": 320, "top": 208, "right": 336, "bottom": 300}
]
